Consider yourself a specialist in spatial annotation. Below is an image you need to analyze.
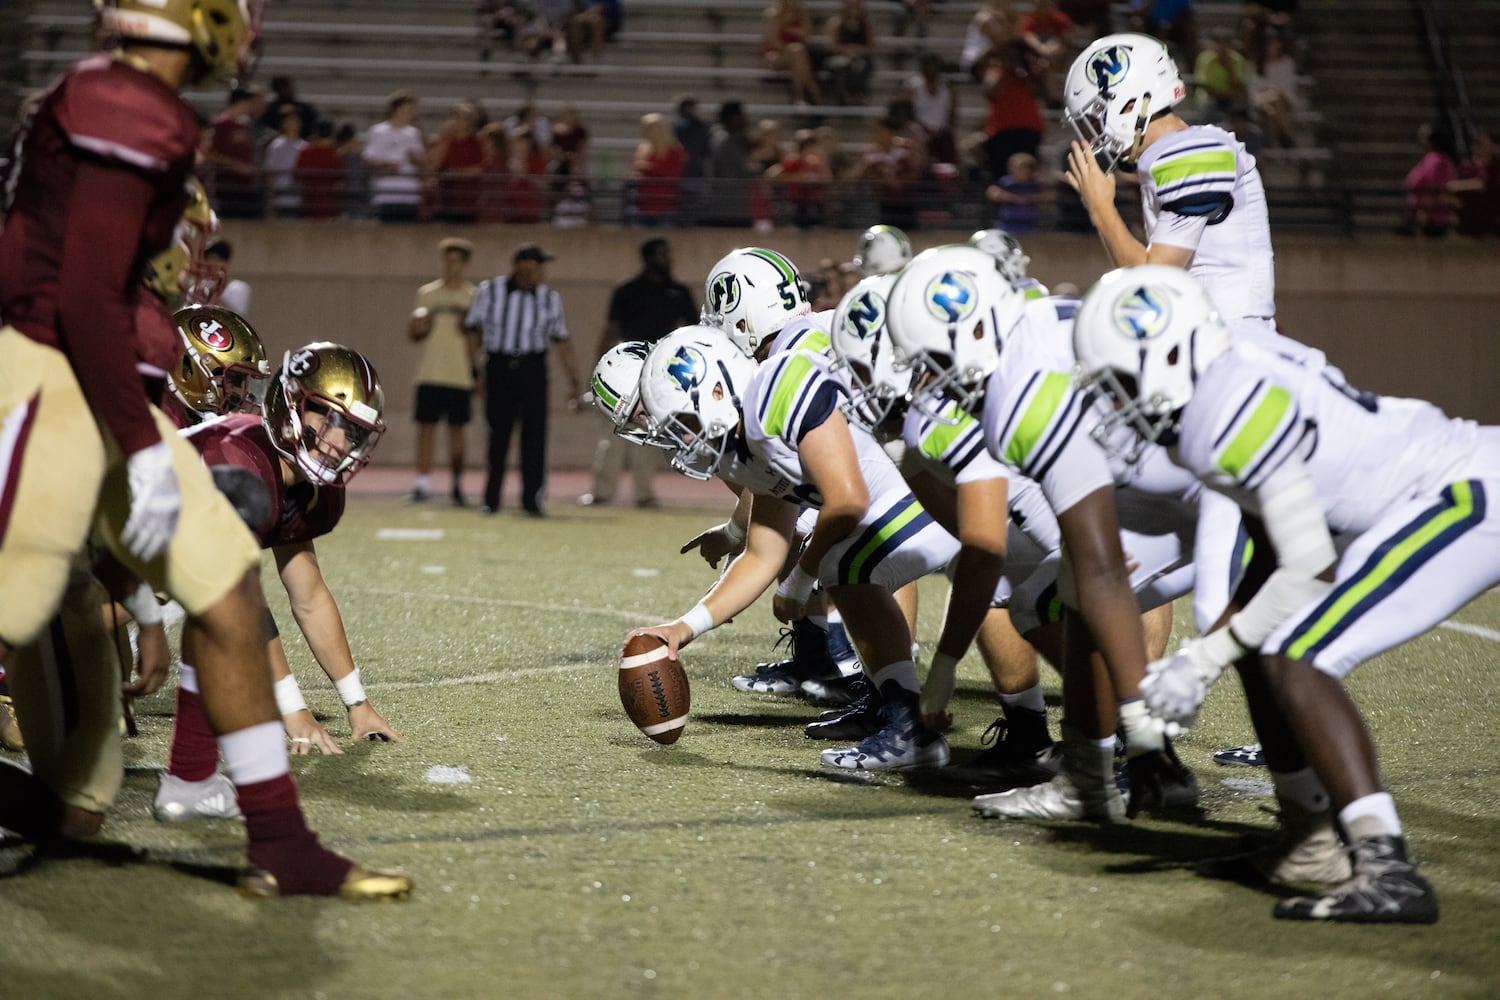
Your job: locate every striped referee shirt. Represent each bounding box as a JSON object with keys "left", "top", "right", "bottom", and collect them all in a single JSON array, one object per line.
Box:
[{"left": 465, "top": 278, "right": 569, "bottom": 356}]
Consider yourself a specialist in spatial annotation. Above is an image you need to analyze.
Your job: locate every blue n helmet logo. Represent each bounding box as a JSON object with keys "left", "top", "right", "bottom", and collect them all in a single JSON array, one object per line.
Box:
[
  {"left": 925, "top": 271, "right": 977, "bottom": 324},
  {"left": 1087, "top": 44, "right": 1130, "bottom": 94},
  {"left": 708, "top": 272, "right": 741, "bottom": 316},
  {"left": 667, "top": 345, "right": 708, "bottom": 391},
  {"left": 843, "top": 291, "right": 886, "bottom": 340},
  {"left": 1113, "top": 286, "right": 1171, "bottom": 340}
]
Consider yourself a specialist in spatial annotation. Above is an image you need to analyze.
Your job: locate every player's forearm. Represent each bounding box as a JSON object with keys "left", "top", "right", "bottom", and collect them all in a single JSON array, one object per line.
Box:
[
  {"left": 1074, "top": 564, "right": 1148, "bottom": 699},
  {"left": 1090, "top": 202, "right": 1148, "bottom": 268},
  {"left": 287, "top": 584, "right": 358, "bottom": 682},
  {"left": 700, "top": 545, "right": 782, "bottom": 625},
  {"left": 936, "top": 546, "right": 1005, "bottom": 661}
]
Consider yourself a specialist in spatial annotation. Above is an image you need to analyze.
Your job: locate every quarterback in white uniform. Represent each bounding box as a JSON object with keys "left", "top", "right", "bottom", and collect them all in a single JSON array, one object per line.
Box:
[{"left": 1072, "top": 265, "right": 1494, "bottom": 924}]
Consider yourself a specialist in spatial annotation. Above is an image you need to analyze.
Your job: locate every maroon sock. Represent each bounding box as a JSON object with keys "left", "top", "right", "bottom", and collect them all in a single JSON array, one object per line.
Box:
[
  {"left": 167, "top": 687, "right": 221, "bottom": 782},
  {"left": 236, "top": 773, "right": 353, "bottom": 895}
]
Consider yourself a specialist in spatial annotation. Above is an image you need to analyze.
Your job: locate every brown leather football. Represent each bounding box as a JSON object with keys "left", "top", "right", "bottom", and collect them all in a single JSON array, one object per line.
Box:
[{"left": 618, "top": 633, "right": 691, "bottom": 745}]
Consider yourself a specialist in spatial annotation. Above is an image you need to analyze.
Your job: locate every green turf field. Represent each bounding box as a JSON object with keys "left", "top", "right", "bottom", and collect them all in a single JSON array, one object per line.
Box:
[{"left": 3, "top": 499, "right": 1498, "bottom": 1000}]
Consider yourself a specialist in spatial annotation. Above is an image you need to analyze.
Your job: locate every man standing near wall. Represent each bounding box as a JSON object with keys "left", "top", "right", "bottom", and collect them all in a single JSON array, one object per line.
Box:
[
  {"left": 466, "top": 243, "right": 581, "bottom": 517},
  {"left": 408, "top": 238, "right": 480, "bottom": 505},
  {"left": 578, "top": 238, "right": 697, "bottom": 509}
]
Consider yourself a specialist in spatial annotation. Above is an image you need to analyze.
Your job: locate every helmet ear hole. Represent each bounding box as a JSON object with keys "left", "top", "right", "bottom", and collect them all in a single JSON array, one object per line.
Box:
[
  {"left": 971, "top": 320, "right": 984, "bottom": 341},
  {"left": 1166, "top": 344, "right": 1180, "bottom": 367}
]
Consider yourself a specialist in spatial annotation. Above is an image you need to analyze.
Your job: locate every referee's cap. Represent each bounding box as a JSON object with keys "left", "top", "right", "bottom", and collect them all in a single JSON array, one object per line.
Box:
[{"left": 513, "top": 242, "right": 555, "bottom": 264}]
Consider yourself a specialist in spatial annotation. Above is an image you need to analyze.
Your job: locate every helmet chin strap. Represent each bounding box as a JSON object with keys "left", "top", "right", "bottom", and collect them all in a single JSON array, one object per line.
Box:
[{"left": 1127, "top": 93, "right": 1153, "bottom": 166}]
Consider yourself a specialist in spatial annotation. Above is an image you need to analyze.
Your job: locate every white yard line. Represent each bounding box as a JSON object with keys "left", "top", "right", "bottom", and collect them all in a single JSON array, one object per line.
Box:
[
  {"left": 1437, "top": 620, "right": 1500, "bottom": 644},
  {"left": 343, "top": 586, "right": 663, "bottom": 625},
  {"left": 372, "top": 662, "right": 602, "bottom": 691}
]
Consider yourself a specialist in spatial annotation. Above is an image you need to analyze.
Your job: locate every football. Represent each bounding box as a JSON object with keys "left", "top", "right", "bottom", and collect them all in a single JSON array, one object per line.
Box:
[{"left": 618, "top": 633, "right": 691, "bottom": 745}]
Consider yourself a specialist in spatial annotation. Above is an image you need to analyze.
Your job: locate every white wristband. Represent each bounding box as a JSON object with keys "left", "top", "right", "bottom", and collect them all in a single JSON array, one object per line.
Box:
[
  {"left": 274, "top": 674, "right": 308, "bottom": 716},
  {"left": 775, "top": 563, "right": 817, "bottom": 605},
  {"left": 1191, "top": 627, "right": 1248, "bottom": 676},
  {"left": 722, "top": 518, "right": 746, "bottom": 545},
  {"left": 679, "top": 602, "right": 715, "bottom": 639},
  {"left": 121, "top": 582, "right": 163, "bottom": 627},
  {"left": 335, "top": 667, "right": 368, "bottom": 707}
]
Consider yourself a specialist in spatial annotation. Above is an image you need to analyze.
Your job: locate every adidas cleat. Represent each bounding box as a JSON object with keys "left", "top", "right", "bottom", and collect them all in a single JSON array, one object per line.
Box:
[{"left": 153, "top": 773, "right": 242, "bottom": 822}]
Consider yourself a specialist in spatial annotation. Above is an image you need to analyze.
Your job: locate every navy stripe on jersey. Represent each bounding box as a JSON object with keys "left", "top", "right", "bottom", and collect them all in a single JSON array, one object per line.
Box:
[
  {"left": 1212, "top": 379, "right": 1267, "bottom": 451},
  {"left": 1238, "top": 415, "right": 1304, "bottom": 491},
  {"left": 995, "top": 370, "right": 1041, "bottom": 455},
  {"left": 1024, "top": 390, "right": 1087, "bottom": 483}
]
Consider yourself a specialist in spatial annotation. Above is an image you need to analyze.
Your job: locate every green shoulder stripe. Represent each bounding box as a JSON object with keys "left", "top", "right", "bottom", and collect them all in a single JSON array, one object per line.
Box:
[
  {"left": 919, "top": 405, "right": 975, "bottom": 462},
  {"left": 1004, "top": 372, "right": 1070, "bottom": 469},
  {"left": 1218, "top": 386, "right": 1290, "bottom": 479},
  {"left": 1150, "top": 149, "right": 1236, "bottom": 188},
  {"left": 764, "top": 353, "right": 817, "bottom": 438}
]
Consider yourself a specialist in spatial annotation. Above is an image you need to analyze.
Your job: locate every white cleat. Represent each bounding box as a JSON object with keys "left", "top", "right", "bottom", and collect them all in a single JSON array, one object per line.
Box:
[
  {"left": 154, "top": 772, "right": 242, "bottom": 822},
  {"left": 972, "top": 770, "right": 1126, "bottom": 822}
]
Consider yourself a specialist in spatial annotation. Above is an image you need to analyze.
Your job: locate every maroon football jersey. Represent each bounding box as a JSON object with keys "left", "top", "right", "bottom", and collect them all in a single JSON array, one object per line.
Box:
[
  {"left": 186, "top": 414, "right": 347, "bottom": 549},
  {"left": 0, "top": 54, "right": 200, "bottom": 455}
]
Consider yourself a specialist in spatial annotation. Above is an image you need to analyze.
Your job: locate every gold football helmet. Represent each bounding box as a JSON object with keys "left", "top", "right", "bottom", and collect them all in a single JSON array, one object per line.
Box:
[
  {"left": 263, "top": 343, "right": 386, "bottom": 486},
  {"left": 99, "top": 0, "right": 265, "bottom": 82},
  {"left": 169, "top": 305, "right": 271, "bottom": 417},
  {"left": 143, "top": 177, "right": 224, "bottom": 310}
]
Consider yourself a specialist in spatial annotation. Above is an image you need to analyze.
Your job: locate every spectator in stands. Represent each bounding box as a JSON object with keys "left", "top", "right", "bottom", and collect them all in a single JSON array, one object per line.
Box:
[
  {"left": 766, "top": 129, "right": 833, "bottom": 229},
  {"left": 364, "top": 91, "right": 427, "bottom": 223},
  {"left": 265, "top": 105, "right": 307, "bottom": 217},
  {"left": 206, "top": 242, "right": 252, "bottom": 317},
  {"left": 476, "top": 0, "right": 517, "bottom": 60},
  {"left": 886, "top": 95, "right": 930, "bottom": 177},
  {"left": 1246, "top": 26, "right": 1301, "bottom": 148},
  {"left": 672, "top": 96, "right": 712, "bottom": 226},
  {"left": 1404, "top": 122, "right": 1459, "bottom": 237},
  {"left": 506, "top": 103, "right": 554, "bottom": 151},
  {"left": 336, "top": 122, "right": 369, "bottom": 218},
  {"left": 505, "top": 128, "right": 552, "bottom": 224},
  {"left": 1193, "top": 29, "right": 1250, "bottom": 126},
  {"left": 1130, "top": 0, "right": 1198, "bottom": 66},
  {"left": 906, "top": 52, "right": 959, "bottom": 165},
  {"left": 824, "top": 0, "right": 877, "bottom": 106},
  {"left": 986, "top": 151, "right": 1051, "bottom": 234},
  {"left": 204, "top": 86, "right": 265, "bottom": 219},
  {"left": 632, "top": 113, "right": 688, "bottom": 227},
  {"left": 1248, "top": 0, "right": 1297, "bottom": 31},
  {"left": 1016, "top": 0, "right": 1074, "bottom": 105},
  {"left": 429, "top": 100, "right": 487, "bottom": 223},
  {"left": 960, "top": 0, "right": 1014, "bottom": 81},
  {"left": 980, "top": 41, "right": 1045, "bottom": 180},
  {"left": 893, "top": 0, "right": 933, "bottom": 41},
  {"left": 1451, "top": 128, "right": 1498, "bottom": 237},
  {"left": 532, "top": 0, "right": 576, "bottom": 61},
  {"left": 573, "top": 0, "right": 621, "bottom": 62},
  {"left": 706, "top": 100, "right": 757, "bottom": 227},
  {"left": 294, "top": 120, "right": 345, "bottom": 220},
  {"left": 552, "top": 103, "right": 591, "bottom": 182},
  {"left": 553, "top": 179, "right": 593, "bottom": 227},
  {"left": 478, "top": 123, "right": 514, "bottom": 223},
  {"left": 857, "top": 116, "right": 921, "bottom": 229},
  {"left": 1059, "top": 0, "right": 1110, "bottom": 37},
  {"left": 260, "top": 76, "right": 317, "bottom": 138},
  {"left": 763, "top": 0, "right": 823, "bottom": 107}
]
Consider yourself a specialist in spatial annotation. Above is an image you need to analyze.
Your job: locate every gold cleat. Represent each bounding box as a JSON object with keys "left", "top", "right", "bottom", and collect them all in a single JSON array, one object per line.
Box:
[
  {"left": 0, "top": 696, "right": 24, "bottom": 753},
  {"left": 237, "top": 864, "right": 414, "bottom": 901}
]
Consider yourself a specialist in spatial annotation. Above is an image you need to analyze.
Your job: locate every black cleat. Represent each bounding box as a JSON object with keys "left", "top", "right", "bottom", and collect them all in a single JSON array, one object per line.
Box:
[{"left": 1274, "top": 835, "right": 1439, "bottom": 924}]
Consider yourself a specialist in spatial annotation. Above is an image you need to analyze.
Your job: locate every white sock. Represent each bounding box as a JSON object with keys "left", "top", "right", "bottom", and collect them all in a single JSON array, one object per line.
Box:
[
  {"left": 179, "top": 663, "right": 198, "bottom": 694},
  {"left": 805, "top": 614, "right": 829, "bottom": 631},
  {"left": 871, "top": 659, "right": 920, "bottom": 703},
  {"left": 1117, "top": 699, "right": 1165, "bottom": 757},
  {"left": 218, "top": 721, "right": 290, "bottom": 787},
  {"left": 826, "top": 608, "right": 843, "bottom": 627},
  {"left": 999, "top": 684, "right": 1046, "bottom": 715},
  {"left": 1340, "top": 792, "right": 1402, "bottom": 839},
  {"left": 415, "top": 474, "right": 431, "bottom": 492},
  {"left": 1271, "top": 767, "right": 1331, "bottom": 814}
]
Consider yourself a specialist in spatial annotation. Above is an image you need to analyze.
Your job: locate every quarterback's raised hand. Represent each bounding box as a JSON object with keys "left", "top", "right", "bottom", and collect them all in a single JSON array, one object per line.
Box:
[{"left": 121, "top": 441, "right": 182, "bottom": 561}]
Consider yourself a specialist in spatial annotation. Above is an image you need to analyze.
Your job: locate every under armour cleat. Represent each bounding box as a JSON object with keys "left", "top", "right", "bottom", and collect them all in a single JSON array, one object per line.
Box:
[
  {"left": 153, "top": 773, "right": 242, "bottom": 822},
  {"left": 1274, "top": 835, "right": 1438, "bottom": 924},
  {"left": 733, "top": 620, "right": 841, "bottom": 695},
  {"left": 239, "top": 863, "right": 414, "bottom": 901},
  {"left": 821, "top": 716, "right": 949, "bottom": 771},
  {"left": 805, "top": 696, "right": 885, "bottom": 742},
  {"left": 945, "top": 711, "right": 1058, "bottom": 791},
  {"left": 1212, "top": 743, "right": 1266, "bottom": 767},
  {"left": 1198, "top": 797, "right": 1352, "bottom": 889}
]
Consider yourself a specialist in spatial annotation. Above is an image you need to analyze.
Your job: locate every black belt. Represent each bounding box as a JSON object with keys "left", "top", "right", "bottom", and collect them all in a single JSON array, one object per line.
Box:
[{"left": 489, "top": 351, "right": 545, "bottom": 370}]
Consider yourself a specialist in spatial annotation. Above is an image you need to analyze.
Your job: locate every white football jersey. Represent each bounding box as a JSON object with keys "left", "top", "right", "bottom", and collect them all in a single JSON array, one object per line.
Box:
[
  {"left": 1137, "top": 124, "right": 1275, "bottom": 322},
  {"left": 768, "top": 312, "right": 836, "bottom": 359},
  {"left": 1176, "top": 342, "right": 1500, "bottom": 532}
]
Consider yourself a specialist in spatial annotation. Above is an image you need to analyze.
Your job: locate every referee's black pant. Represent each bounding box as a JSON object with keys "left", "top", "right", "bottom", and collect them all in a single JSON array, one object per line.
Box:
[{"left": 484, "top": 352, "right": 548, "bottom": 512}]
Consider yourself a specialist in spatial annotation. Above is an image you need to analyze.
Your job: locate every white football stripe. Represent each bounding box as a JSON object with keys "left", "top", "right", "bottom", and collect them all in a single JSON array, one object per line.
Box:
[
  {"left": 640, "top": 715, "right": 688, "bottom": 736},
  {"left": 619, "top": 647, "right": 670, "bottom": 669},
  {"left": 1438, "top": 620, "right": 1500, "bottom": 644}
]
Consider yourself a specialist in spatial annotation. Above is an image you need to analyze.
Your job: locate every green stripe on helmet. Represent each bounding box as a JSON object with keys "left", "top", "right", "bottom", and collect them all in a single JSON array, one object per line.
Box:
[{"left": 747, "top": 247, "right": 798, "bottom": 287}]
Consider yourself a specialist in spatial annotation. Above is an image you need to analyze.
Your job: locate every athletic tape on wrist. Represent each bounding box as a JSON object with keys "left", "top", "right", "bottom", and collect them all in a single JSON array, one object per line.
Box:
[
  {"left": 680, "top": 603, "right": 715, "bottom": 639},
  {"left": 335, "top": 668, "right": 367, "bottom": 707},
  {"left": 121, "top": 582, "right": 163, "bottom": 627},
  {"left": 722, "top": 519, "right": 746, "bottom": 545},
  {"left": 274, "top": 674, "right": 307, "bottom": 716}
]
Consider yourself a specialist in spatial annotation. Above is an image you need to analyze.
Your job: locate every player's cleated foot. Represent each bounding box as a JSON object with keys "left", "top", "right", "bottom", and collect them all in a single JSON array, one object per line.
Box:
[
  {"left": 798, "top": 672, "right": 869, "bottom": 708},
  {"left": 1212, "top": 742, "right": 1265, "bottom": 767},
  {"left": 153, "top": 773, "right": 242, "bottom": 822},
  {"left": 239, "top": 863, "right": 414, "bottom": 901},
  {"left": 1273, "top": 835, "right": 1438, "bottom": 924},
  {"left": 946, "top": 710, "right": 1057, "bottom": 790},
  {"left": 820, "top": 715, "right": 949, "bottom": 771},
  {"left": 972, "top": 770, "right": 1126, "bottom": 822},
  {"left": 1123, "top": 741, "right": 1200, "bottom": 818},
  {"left": 405, "top": 487, "right": 429, "bottom": 505},
  {"left": 1197, "top": 799, "right": 1351, "bottom": 889},
  {"left": 732, "top": 661, "right": 805, "bottom": 696},
  {"left": 805, "top": 696, "right": 885, "bottom": 741},
  {"left": 0, "top": 694, "right": 23, "bottom": 753},
  {"left": 734, "top": 620, "right": 840, "bottom": 696}
]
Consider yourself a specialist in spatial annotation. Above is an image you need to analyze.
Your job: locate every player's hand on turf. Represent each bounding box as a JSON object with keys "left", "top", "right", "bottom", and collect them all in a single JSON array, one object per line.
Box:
[
  {"left": 1064, "top": 139, "right": 1116, "bottom": 215},
  {"left": 628, "top": 621, "right": 693, "bottom": 661},
  {"left": 918, "top": 652, "right": 959, "bottom": 731},
  {"left": 349, "top": 702, "right": 403, "bottom": 743},
  {"left": 123, "top": 623, "right": 170, "bottom": 697},
  {"left": 122, "top": 441, "right": 182, "bottom": 562},
  {"left": 679, "top": 523, "right": 745, "bottom": 569},
  {"left": 773, "top": 564, "right": 816, "bottom": 623},
  {"left": 1140, "top": 651, "right": 1208, "bottom": 735},
  {"left": 284, "top": 709, "right": 342, "bottom": 755}
]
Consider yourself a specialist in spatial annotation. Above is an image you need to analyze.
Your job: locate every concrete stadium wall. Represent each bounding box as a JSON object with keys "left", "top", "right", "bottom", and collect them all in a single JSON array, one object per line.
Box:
[{"left": 220, "top": 221, "right": 1500, "bottom": 471}]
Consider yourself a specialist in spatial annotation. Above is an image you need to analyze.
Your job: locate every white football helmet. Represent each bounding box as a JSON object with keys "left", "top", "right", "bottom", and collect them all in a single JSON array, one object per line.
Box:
[
  {"left": 1063, "top": 33, "right": 1186, "bottom": 173},
  {"left": 1073, "top": 265, "right": 1229, "bottom": 463},
  {"left": 703, "top": 247, "right": 811, "bottom": 356},
  {"left": 885, "top": 245, "right": 1027, "bottom": 421},
  {"left": 639, "top": 325, "right": 758, "bottom": 481},
  {"left": 968, "top": 229, "right": 1031, "bottom": 286},
  {"left": 829, "top": 274, "right": 910, "bottom": 432},
  {"left": 589, "top": 341, "right": 670, "bottom": 448},
  {"left": 853, "top": 225, "right": 913, "bottom": 277}
]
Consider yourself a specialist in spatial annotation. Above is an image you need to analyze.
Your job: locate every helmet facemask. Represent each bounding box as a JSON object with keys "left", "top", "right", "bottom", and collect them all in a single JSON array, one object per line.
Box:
[
  {"left": 1078, "top": 365, "right": 1176, "bottom": 467},
  {"left": 649, "top": 359, "right": 745, "bottom": 482}
]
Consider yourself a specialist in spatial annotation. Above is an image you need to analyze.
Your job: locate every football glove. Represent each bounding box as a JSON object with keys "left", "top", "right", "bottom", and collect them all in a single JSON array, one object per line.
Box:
[{"left": 122, "top": 441, "right": 182, "bottom": 562}]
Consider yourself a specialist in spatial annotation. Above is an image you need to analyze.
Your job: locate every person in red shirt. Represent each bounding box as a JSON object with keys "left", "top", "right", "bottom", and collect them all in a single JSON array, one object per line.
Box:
[
  {"left": 0, "top": 0, "right": 409, "bottom": 901},
  {"left": 765, "top": 128, "right": 833, "bottom": 229},
  {"left": 981, "top": 41, "right": 1047, "bottom": 179},
  {"left": 427, "top": 100, "right": 486, "bottom": 223},
  {"left": 632, "top": 113, "right": 687, "bottom": 226},
  {"left": 293, "top": 119, "right": 345, "bottom": 220},
  {"left": 203, "top": 85, "right": 265, "bottom": 218}
]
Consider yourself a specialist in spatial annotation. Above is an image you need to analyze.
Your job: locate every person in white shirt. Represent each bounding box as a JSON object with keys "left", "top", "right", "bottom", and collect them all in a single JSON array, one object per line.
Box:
[
  {"left": 264, "top": 105, "right": 307, "bottom": 217},
  {"left": 206, "top": 241, "right": 252, "bottom": 317},
  {"left": 362, "top": 91, "right": 427, "bottom": 223}
]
